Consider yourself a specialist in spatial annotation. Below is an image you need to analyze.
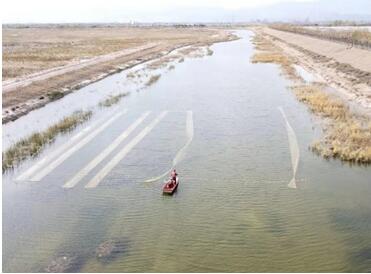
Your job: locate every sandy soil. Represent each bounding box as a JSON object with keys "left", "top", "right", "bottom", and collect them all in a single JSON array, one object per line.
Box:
[
  {"left": 2, "top": 26, "right": 237, "bottom": 123},
  {"left": 2, "top": 43, "right": 159, "bottom": 93},
  {"left": 260, "top": 27, "right": 371, "bottom": 114}
]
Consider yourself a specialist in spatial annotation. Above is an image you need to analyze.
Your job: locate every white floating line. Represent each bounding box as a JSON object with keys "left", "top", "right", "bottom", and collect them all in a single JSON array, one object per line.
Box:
[
  {"left": 144, "top": 110, "right": 194, "bottom": 183},
  {"left": 29, "top": 110, "right": 127, "bottom": 182},
  {"left": 278, "top": 107, "right": 299, "bottom": 189},
  {"left": 63, "top": 111, "right": 150, "bottom": 189},
  {"left": 85, "top": 111, "right": 168, "bottom": 189}
]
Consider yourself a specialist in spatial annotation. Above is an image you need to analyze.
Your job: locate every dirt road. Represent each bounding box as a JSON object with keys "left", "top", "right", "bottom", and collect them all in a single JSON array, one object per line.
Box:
[{"left": 264, "top": 28, "right": 371, "bottom": 72}]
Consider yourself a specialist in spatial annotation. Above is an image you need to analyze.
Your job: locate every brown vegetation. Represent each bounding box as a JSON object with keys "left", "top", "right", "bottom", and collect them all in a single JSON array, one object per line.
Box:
[
  {"left": 145, "top": 74, "right": 161, "bottom": 86},
  {"left": 293, "top": 85, "right": 371, "bottom": 163},
  {"left": 251, "top": 34, "right": 300, "bottom": 80},
  {"left": 98, "top": 93, "right": 130, "bottom": 107},
  {"left": 251, "top": 29, "right": 371, "bottom": 164},
  {"left": 2, "top": 110, "right": 92, "bottom": 172}
]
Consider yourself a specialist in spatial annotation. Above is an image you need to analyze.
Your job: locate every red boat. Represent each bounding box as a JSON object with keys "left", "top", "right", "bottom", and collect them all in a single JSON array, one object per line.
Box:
[{"left": 162, "top": 177, "right": 179, "bottom": 195}]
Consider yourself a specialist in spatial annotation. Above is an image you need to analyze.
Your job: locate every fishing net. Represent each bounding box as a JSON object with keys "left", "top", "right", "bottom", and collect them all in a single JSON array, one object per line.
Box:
[
  {"left": 145, "top": 111, "right": 194, "bottom": 182},
  {"left": 278, "top": 107, "right": 299, "bottom": 189}
]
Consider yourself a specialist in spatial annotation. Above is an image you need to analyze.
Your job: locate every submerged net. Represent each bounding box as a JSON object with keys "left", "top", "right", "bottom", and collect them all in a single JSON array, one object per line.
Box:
[
  {"left": 278, "top": 107, "right": 299, "bottom": 189},
  {"left": 144, "top": 111, "right": 194, "bottom": 183}
]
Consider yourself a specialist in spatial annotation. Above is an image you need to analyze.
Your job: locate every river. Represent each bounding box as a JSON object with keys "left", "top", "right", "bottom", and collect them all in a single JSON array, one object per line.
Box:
[{"left": 2, "top": 30, "right": 371, "bottom": 272}]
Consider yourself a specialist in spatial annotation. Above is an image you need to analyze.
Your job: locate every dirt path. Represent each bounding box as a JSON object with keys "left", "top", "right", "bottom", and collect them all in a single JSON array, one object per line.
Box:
[
  {"left": 264, "top": 28, "right": 371, "bottom": 73},
  {"left": 2, "top": 43, "right": 159, "bottom": 93}
]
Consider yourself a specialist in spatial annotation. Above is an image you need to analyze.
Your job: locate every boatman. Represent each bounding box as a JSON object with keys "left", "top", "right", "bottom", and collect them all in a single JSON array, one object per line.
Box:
[{"left": 170, "top": 169, "right": 177, "bottom": 183}]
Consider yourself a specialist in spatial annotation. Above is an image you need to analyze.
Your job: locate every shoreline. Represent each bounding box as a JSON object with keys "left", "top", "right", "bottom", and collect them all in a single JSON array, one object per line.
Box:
[
  {"left": 250, "top": 27, "right": 371, "bottom": 163},
  {"left": 259, "top": 27, "right": 371, "bottom": 116},
  {"left": 2, "top": 29, "right": 238, "bottom": 124}
]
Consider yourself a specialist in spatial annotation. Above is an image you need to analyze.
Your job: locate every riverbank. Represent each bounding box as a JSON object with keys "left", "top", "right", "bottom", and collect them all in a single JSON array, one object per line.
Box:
[
  {"left": 260, "top": 27, "right": 371, "bottom": 114},
  {"left": 2, "top": 26, "right": 237, "bottom": 123},
  {"left": 251, "top": 27, "right": 371, "bottom": 163}
]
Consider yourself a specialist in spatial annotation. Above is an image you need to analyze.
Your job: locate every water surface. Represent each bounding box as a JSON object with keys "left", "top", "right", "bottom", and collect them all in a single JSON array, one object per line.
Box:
[{"left": 3, "top": 30, "right": 371, "bottom": 272}]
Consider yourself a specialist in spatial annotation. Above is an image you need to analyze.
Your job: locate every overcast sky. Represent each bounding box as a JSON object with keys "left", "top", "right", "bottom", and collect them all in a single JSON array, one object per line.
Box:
[{"left": 3, "top": 0, "right": 314, "bottom": 23}]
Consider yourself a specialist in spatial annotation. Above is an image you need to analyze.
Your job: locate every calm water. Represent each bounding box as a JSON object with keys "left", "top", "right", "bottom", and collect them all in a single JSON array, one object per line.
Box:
[{"left": 3, "top": 30, "right": 371, "bottom": 272}]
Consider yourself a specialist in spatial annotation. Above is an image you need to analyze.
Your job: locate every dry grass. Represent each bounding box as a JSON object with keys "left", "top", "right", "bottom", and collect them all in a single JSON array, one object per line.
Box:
[
  {"left": 2, "top": 110, "right": 92, "bottom": 172},
  {"left": 145, "top": 74, "right": 161, "bottom": 86},
  {"left": 251, "top": 52, "right": 290, "bottom": 65},
  {"left": 251, "top": 30, "right": 371, "bottom": 163},
  {"left": 98, "top": 92, "right": 130, "bottom": 107},
  {"left": 251, "top": 34, "right": 299, "bottom": 80},
  {"left": 293, "top": 85, "right": 371, "bottom": 163},
  {"left": 147, "top": 56, "right": 177, "bottom": 70},
  {"left": 126, "top": 72, "right": 136, "bottom": 78},
  {"left": 47, "top": 90, "right": 65, "bottom": 101}
]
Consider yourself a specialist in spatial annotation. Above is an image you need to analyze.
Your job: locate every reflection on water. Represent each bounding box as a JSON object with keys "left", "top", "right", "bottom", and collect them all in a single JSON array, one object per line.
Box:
[{"left": 3, "top": 30, "right": 371, "bottom": 272}]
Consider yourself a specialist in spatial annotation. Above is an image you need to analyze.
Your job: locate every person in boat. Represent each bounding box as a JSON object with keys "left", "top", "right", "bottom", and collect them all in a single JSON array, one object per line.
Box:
[{"left": 170, "top": 169, "right": 177, "bottom": 184}]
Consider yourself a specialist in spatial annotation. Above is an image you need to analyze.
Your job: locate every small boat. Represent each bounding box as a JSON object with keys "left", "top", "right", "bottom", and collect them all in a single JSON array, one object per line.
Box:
[{"left": 162, "top": 176, "right": 179, "bottom": 195}]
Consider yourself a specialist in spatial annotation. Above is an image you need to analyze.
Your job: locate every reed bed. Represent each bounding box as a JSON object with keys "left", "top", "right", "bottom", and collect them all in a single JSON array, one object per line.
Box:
[
  {"left": 251, "top": 34, "right": 299, "bottom": 80},
  {"left": 98, "top": 92, "right": 130, "bottom": 107},
  {"left": 2, "top": 110, "right": 92, "bottom": 172},
  {"left": 293, "top": 85, "right": 371, "bottom": 163},
  {"left": 126, "top": 72, "right": 136, "bottom": 78},
  {"left": 147, "top": 56, "right": 175, "bottom": 70},
  {"left": 145, "top": 74, "right": 161, "bottom": 86}
]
